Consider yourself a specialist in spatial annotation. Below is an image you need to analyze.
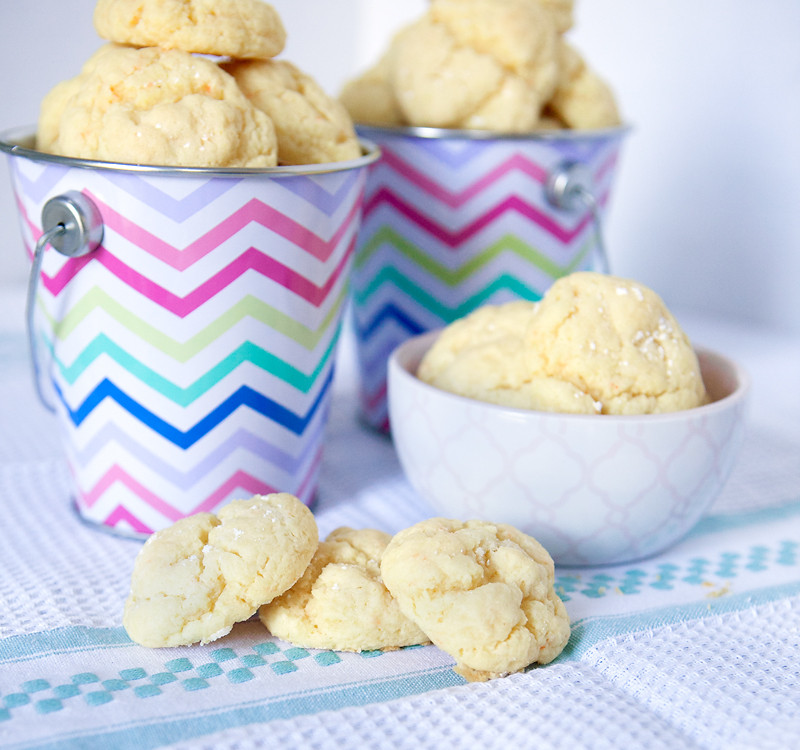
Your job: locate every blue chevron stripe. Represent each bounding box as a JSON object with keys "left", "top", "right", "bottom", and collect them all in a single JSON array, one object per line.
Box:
[
  {"left": 52, "top": 370, "right": 334, "bottom": 448},
  {"left": 49, "top": 332, "right": 340, "bottom": 404},
  {"left": 352, "top": 277, "right": 543, "bottom": 341},
  {"left": 355, "top": 304, "right": 427, "bottom": 340}
]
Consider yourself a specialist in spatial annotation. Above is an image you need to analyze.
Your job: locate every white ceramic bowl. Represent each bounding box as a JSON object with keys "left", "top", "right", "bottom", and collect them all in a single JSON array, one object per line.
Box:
[{"left": 387, "top": 331, "right": 749, "bottom": 567}]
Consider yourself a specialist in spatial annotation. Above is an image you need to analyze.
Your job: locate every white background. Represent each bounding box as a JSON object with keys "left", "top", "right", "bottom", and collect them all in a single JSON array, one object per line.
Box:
[{"left": 0, "top": 0, "right": 798, "bottom": 332}]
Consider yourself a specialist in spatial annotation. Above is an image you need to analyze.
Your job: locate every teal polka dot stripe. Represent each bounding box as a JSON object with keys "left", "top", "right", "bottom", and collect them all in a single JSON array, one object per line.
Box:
[{"left": 0, "top": 638, "right": 349, "bottom": 720}]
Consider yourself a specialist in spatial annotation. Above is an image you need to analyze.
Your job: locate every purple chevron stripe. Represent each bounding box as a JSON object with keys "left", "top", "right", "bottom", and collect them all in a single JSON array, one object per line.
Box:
[
  {"left": 76, "top": 448, "right": 323, "bottom": 527},
  {"left": 96, "top": 172, "right": 242, "bottom": 222},
  {"left": 358, "top": 335, "right": 407, "bottom": 384},
  {"left": 11, "top": 154, "right": 365, "bottom": 223},
  {"left": 277, "top": 170, "right": 365, "bottom": 217},
  {"left": 68, "top": 419, "right": 326, "bottom": 489},
  {"left": 361, "top": 130, "right": 624, "bottom": 173},
  {"left": 375, "top": 150, "right": 547, "bottom": 209},
  {"left": 547, "top": 136, "right": 620, "bottom": 162},
  {"left": 10, "top": 160, "right": 70, "bottom": 202},
  {"left": 412, "top": 138, "right": 487, "bottom": 168}
]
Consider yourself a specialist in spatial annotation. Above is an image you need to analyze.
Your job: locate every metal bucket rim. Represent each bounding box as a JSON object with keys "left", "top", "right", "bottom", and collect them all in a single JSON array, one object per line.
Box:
[
  {"left": 355, "top": 123, "right": 632, "bottom": 143},
  {"left": 0, "top": 125, "right": 381, "bottom": 177}
]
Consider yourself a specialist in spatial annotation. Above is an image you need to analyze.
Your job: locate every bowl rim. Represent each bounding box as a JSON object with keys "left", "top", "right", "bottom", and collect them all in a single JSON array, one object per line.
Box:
[
  {"left": 388, "top": 329, "right": 750, "bottom": 424},
  {"left": 0, "top": 126, "right": 381, "bottom": 177}
]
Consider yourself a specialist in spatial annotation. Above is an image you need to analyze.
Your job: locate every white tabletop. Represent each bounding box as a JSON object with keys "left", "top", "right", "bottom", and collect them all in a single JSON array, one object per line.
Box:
[{"left": 1, "top": 281, "right": 799, "bottom": 749}]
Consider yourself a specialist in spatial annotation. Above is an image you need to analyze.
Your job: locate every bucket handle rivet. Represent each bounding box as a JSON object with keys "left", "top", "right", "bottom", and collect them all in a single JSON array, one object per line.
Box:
[
  {"left": 545, "top": 161, "right": 610, "bottom": 276},
  {"left": 26, "top": 191, "right": 104, "bottom": 412}
]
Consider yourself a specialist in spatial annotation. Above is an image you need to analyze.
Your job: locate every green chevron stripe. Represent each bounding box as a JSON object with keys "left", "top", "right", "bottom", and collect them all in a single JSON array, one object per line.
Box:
[
  {"left": 353, "top": 268, "right": 545, "bottom": 320},
  {"left": 354, "top": 227, "right": 592, "bottom": 282},
  {"left": 40, "top": 286, "right": 348, "bottom": 361},
  {"left": 45, "top": 331, "right": 339, "bottom": 405}
]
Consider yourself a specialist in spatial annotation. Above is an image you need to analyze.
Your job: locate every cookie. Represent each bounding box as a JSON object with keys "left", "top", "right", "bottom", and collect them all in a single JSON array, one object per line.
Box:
[
  {"left": 93, "top": 0, "right": 286, "bottom": 59},
  {"left": 437, "top": 0, "right": 574, "bottom": 34},
  {"left": 521, "top": 272, "right": 708, "bottom": 414},
  {"left": 223, "top": 59, "right": 361, "bottom": 165},
  {"left": 380, "top": 518, "right": 570, "bottom": 681},
  {"left": 547, "top": 41, "right": 622, "bottom": 130},
  {"left": 260, "top": 527, "right": 429, "bottom": 651},
  {"left": 37, "top": 44, "right": 277, "bottom": 167},
  {"left": 339, "top": 48, "right": 406, "bottom": 128},
  {"left": 389, "top": 0, "right": 559, "bottom": 131},
  {"left": 123, "top": 493, "right": 318, "bottom": 648},
  {"left": 533, "top": 0, "right": 574, "bottom": 33},
  {"left": 418, "top": 272, "right": 707, "bottom": 415},
  {"left": 415, "top": 300, "right": 599, "bottom": 413}
]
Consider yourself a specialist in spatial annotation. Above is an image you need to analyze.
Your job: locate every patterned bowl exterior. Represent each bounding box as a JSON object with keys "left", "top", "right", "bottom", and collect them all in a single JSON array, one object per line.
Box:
[
  {"left": 388, "top": 331, "right": 749, "bottom": 566},
  {"left": 7, "top": 145, "right": 373, "bottom": 536},
  {"left": 352, "top": 126, "right": 627, "bottom": 431}
]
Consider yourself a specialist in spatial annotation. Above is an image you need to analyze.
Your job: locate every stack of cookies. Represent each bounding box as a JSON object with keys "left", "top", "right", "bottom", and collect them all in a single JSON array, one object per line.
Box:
[
  {"left": 124, "top": 493, "right": 571, "bottom": 682},
  {"left": 37, "top": 0, "right": 361, "bottom": 167},
  {"left": 340, "top": 0, "right": 621, "bottom": 132}
]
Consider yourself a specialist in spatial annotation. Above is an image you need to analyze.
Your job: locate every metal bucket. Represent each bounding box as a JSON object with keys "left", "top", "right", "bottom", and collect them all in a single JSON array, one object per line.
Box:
[
  {"left": 1, "top": 127, "right": 379, "bottom": 536},
  {"left": 350, "top": 124, "right": 629, "bottom": 431}
]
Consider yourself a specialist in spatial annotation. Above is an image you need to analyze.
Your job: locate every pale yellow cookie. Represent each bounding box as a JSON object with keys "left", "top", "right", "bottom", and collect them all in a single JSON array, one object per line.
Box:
[
  {"left": 260, "top": 527, "right": 429, "bottom": 651},
  {"left": 522, "top": 272, "right": 708, "bottom": 414},
  {"left": 339, "top": 48, "right": 406, "bottom": 127},
  {"left": 37, "top": 44, "right": 277, "bottom": 167},
  {"left": 36, "top": 76, "right": 83, "bottom": 155},
  {"left": 431, "top": 0, "right": 574, "bottom": 33},
  {"left": 462, "top": 75, "right": 541, "bottom": 131},
  {"left": 533, "top": 0, "right": 574, "bottom": 33},
  {"left": 429, "top": 0, "right": 559, "bottom": 101},
  {"left": 380, "top": 518, "right": 570, "bottom": 681},
  {"left": 419, "top": 273, "right": 708, "bottom": 415},
  {"left": 390, "top": 0, "right": 559, "bottom": 131},
  {"left": 547, "top": 41, "right": 621, "bottom": 130},
  {"left": 123, "top": 493, "right": 318, "bottom": 648},
  {"left": 417, "top": 300, "right": 536, "bottom": 386},
  {"left": 416, "top": 300, "right": 599, "bottom": 413},
  {"left": 223, "top": 59, "right": 361, "bottom": 165},
  {"left": 93, "top": 0, "right": 286, "bottom": 59},
  {"left": 391, "top": 17, "right": 504, "bottom": 129}
]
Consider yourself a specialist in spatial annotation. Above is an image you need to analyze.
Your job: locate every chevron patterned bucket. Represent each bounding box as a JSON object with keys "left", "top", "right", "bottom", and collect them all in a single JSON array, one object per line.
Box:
[
  {"left": 351, "top": 125, "right": 628, "bottom": 431},
  {"left": 2, "top": 128, "right": 379, "bottom": 536}
]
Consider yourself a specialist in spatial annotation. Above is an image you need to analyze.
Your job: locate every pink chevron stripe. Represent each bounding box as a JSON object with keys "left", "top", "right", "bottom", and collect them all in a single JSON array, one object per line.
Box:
[
  {"left": 190, "top": 470, "right": 278, "bottom": 514},
  {"left": 84, "top": 190, "right": 362, "bottom": 270},
  {"left": 363, "top": 381, "right": 388, "bottom": 412},
  {"left": 595, "top": 150, "right": 620, "bottom": 184},
  {"left": 292, "top": 444, "right": 323, "bottom": 505},
  {"left": 15, "top": 192, "right": 37, "bottom": 261},
  {"left": 78, "top": 451, "right": 322, "bottom": 525},
  {"left": 103, "top": 505, "right": 153, "bottom": 534},
  {"left": 190, "top": 446, "right": 322, "bottom": 513},
  {"left": 39, "top": 237, "right": 355, "bottom": 312},
  {"left": 363, "top": 189, "right": 604, "bottom": 247},
  {"left": 79, "top": 464, "right": 275, "bottom": 519},
  {"left": 80, "top": 465, "right": 185, "bottom": 521},
  {"left": 379, "top": 151, "right": 548, "bottom": 209}
]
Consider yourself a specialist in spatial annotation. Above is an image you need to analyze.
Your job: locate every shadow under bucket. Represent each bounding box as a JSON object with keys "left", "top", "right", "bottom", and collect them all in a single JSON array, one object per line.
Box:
[
  {"left": 350, "top": 124, "right": 629, "bottom": 432},
  {"left": 1, "top": 127, "right": 379, "bottom": 536}
]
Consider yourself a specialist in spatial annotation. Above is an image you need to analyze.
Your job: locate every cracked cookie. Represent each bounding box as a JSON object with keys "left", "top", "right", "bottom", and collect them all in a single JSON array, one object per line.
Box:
[
  {"left": 123, "top": 493, "right": 317, "bottom": 647},
  {"left": 380, "top": 517, "right": 571, "bottom": 681},
  {"left": 260, "top": 527, "right": 429, "bottom": 651}
]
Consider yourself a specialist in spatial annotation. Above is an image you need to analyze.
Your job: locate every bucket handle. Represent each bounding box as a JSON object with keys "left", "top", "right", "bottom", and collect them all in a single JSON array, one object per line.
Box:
[
  {"left": 26, "top": 191, "right": 104, "bottom": 411},
  {"left": 545, "top": 161, "right": 610, "bottom": 275}
]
